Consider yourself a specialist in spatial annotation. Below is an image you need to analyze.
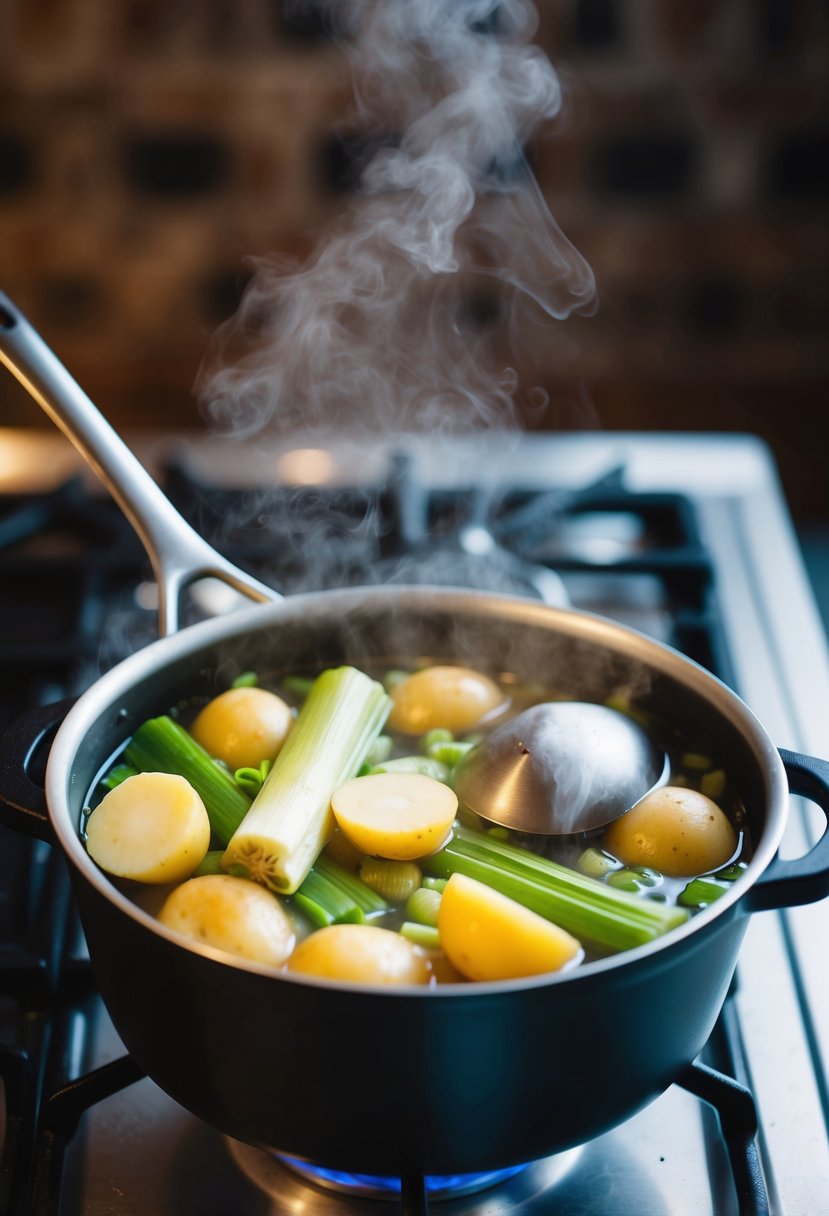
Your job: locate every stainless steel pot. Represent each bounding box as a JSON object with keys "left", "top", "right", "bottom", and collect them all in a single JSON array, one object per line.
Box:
[{"left": 2, "top": 293, "right": 829, "bottom": 1177}]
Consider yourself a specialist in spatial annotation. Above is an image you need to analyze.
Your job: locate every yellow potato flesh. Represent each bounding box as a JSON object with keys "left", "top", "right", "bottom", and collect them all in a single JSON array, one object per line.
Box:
[
  {"left": 387, "top": 666, "right": 507, "bottom": 735},
  {"left": 85, "top": 771, "right": 210, "bottom": 884},
  {"left": 331, "top": 772, "right": 457, "bottom": 861},
  {"left": 604, "top": 785, "right": 738, "bottom": 878},
  {"left": 286, "top": 923, "right": 429, "bottom": 986},
  {"left": 437, "top": 873, "right": 583, "bottom": 982},
  {"left": 190, "top": 686, "right": 293, "bottom": 771},
  {"left": 158, "top": 874, "right": 295, "bottom": 968}
]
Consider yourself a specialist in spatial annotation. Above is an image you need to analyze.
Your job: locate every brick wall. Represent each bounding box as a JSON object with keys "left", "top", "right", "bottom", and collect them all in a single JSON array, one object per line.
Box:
[{"left": 1, "top": 1, "right": 827, "bottom": 518}]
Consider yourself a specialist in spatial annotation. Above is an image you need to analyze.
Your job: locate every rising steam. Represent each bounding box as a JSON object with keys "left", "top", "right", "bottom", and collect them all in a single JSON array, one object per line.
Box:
[{"left": 196, "top": 0, "right": 595, "bottom": 438}]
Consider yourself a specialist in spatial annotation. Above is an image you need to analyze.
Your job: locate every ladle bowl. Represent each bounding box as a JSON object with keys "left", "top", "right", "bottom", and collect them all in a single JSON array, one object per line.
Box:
[{"left": 452, "top": 701, "right": 668, "bottom": 836}]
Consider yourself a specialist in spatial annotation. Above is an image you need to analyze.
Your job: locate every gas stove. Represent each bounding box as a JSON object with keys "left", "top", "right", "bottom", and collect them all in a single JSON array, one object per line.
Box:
[{"left": 1, "top": 427, "right": 828, "bottom": 1214}]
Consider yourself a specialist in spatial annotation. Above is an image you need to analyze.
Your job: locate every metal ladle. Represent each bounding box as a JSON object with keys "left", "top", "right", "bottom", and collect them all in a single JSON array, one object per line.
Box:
[{"left": 452, "top": 701, "right": 668, "bottom": 836}]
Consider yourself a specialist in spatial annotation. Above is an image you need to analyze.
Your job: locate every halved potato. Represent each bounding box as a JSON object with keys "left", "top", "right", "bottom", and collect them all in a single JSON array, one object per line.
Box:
[
  {"left": 437, "top": 873, "right": 583, "bottom": 982},
  {"left": 331, "top": 772, "right": 457, "bottom": 861},
  {"left": 85, "top": 771, "right": 210, "bottom": 884}
]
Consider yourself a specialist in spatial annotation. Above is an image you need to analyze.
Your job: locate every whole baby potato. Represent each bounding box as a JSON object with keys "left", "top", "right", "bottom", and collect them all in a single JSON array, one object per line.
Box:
[
  {"left": 604, "top": 785, "right": 738, "bottom": 878},
  {"left": 387, "top": 665, "right": 507, "bottom": 735},
  {"left": 190, "top": 686, "right": 293, "bottom": 771},
  {"left": 158, "top": 874, "right": 295, "bottom": 968},
  {"left": 286, "top": 924, "right": 430, "bottom": 986}
]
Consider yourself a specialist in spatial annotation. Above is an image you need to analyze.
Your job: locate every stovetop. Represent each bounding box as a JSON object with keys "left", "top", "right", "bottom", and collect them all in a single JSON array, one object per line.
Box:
[{"left": 1, "top": 427, "right": 828, "bottom": 1214}]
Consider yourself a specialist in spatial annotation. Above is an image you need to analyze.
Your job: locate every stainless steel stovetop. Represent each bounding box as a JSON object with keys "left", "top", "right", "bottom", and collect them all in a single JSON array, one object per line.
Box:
[{"left": 1, "top": 427, "right": 828, "bottom": 1215}]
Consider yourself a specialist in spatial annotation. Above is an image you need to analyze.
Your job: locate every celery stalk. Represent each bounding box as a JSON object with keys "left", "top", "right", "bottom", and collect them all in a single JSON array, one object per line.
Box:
[
  {"left": 221, "top": 666, "right": 391, "bottom": 894},
  {"left": 424, "top": 826, "right": 689, "bottom": 953}
]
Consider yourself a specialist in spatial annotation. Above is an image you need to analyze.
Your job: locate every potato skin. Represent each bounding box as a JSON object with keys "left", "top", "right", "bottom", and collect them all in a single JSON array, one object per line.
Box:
[
  {"left": 286, "top": 924, "right": 430, "bottom": 986},
  {"left": 190, "top": 687, "right": 293, "bottom": 770},
  {"left": 387, "top": 666, "right": 507, "bottom": 735},
  {"left": 85, "top": 771, "right": 210, "bottom": 884},
  {"left": 604, "top": 785, "right": 738, "bottom": 878},
  {"left": 158, "top": 874, "right": 295, "bottom": 968}
]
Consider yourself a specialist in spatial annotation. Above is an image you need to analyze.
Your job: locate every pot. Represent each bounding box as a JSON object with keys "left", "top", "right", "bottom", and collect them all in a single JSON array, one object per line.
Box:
[{"left": 2, "top": 293, "right": 829, "bottom": 1178}]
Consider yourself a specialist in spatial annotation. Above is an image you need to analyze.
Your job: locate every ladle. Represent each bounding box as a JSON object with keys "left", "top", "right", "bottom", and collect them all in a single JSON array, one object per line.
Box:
[{"left": 452, "top": 701, "right": 668, "bottom": 836}]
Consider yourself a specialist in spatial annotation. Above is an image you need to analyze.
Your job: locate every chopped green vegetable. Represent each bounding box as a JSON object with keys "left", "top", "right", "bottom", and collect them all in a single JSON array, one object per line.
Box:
[
  {"left": 231, "top": 671, "right": 259, "bottom": 688},
  {"left": 233, "top": 759, "right": 272, "bottom": 798},
  {"left": 192, "top": 849, "right": 225, "bottom": 877},
  {"left": 405, "top": 885, "right": 442, "bottom": 927},
  {"left": 577, "top": 847, "right": 621, "bottom": 880},
  {"left": 282, "top": 675, "right": 316, "bottom": 700},
  {"left": 400, "top": 922, "right": 441, "bottom": 949},
  {"left": 314, "top": 853, "right": 389, "bottom": 917},
  {"left": 100, "top": 762, "right": 139, "bottom": 791},
  {"left": 222, "top": 667, "right": 392, "bottom": 894},
  {"left": 359, "top": 857, "right": 422, "bottom": 903},
  {"left": 701, "top": 769, "right": 727, "bottom": 799},
  {"left": 367, "top": 754, "right": 450, "bottom": 782},
  {"left": 125, "top": 715, "right": 251, "bottom": 845},
  {"left": 292, "top": 869, "right": 366, "bottom": 929},
  {"left": 423, "top": 825, "right": 689, "bottom": 953}
]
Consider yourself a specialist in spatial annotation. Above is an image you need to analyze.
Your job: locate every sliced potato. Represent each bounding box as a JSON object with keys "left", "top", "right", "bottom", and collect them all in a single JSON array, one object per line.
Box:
[
  {"left": 331, "top": 772, "right": 457, "bottom": 861},
  {"left": 190, "top": 686, "right": 293, "bottom": 771},
  {"left": 85, "top": 771, "right": 210, "bottom": 884},
  {"left": 604, "top": 785, "right": 738, "bottom": 878},
  {"left": 286, "top": 923, "right": 430, "bottom": 986},
  {"left": 158, "top": 874, "right": 295, "bottom": 967},
  {"left": 387, "top": 666, "right": 507, "bottom": 735},
  {"left": 437, "top": 873, "right": 583, "bottom": 982}
]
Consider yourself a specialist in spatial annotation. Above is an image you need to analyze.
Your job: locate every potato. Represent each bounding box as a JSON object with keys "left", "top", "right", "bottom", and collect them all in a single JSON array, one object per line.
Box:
[
  {"left": 603, "top": 785, "right": 738, "bottom": 878},
  {"left": 85, "top": 771, "right": 210, "bottom": 884},
  {"left": 438, "top": 873, "right": 583, "bottom": 982},
  {"left": 286, "top": 924, "right": 430, "bottom": 986},
  {"left": 331, "top": 772, "right": 457, "bottom": 860},
  {"left": 387, "top": 665, "right": 507, "bottom": 735},
  {"left": 189, "top": 686, "right": 293, "bottom": 771},
  {"left": 158, "top": 874, "right": 295, "bottom": 967}
]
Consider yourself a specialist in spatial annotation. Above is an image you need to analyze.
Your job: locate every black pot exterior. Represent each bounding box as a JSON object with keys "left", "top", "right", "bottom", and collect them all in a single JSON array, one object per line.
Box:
[
  {"left": 73, "top": 864, "right": 747, "bottom": 1174},
  {"left": 33, "top": 589, "right": 793, "bottom": 1173}
]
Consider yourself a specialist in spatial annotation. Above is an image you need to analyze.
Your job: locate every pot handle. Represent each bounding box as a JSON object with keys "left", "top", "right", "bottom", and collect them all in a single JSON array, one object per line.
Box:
[
  {"left": 0, "top": 291, "right": 282, "bottom": 637},
  {"left": 744, "top": 749, "right": 829, "bottom": 912},
  {"left": 0, "top": 698, "right": 76, "bottom": 843}
]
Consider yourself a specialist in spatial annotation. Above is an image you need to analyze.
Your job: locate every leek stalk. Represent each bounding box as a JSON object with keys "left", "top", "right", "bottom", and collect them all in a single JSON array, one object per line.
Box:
[{"left": 222, "top": 666, "right": 391, "bottom": 894}]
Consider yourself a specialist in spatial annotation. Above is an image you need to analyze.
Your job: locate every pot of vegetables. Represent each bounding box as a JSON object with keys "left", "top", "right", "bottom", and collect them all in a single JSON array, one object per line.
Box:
[{"left": 2, "top": 293, "right": 829, "bottom": 1179}]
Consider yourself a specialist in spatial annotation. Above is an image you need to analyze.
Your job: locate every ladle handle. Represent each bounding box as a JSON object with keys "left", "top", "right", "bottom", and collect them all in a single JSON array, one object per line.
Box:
[{"left": 0, "top": 291, "right": 281, "bottom": 636}]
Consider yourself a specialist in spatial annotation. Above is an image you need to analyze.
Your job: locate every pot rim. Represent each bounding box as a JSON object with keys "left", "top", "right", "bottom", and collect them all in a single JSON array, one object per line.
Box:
[{"left": 45, "top": 584, "right": 789, "bottom": 997}]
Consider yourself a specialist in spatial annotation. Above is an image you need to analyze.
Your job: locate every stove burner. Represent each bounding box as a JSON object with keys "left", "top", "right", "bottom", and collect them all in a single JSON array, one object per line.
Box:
[{"left": 227, "top": 1139, "right": 584, "bottom": 1208}]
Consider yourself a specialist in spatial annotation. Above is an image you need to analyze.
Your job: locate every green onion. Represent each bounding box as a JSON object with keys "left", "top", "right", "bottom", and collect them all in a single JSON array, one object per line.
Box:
[
  {"left": 423, "top": 825, "right": 689, "bottom": 953},
  {"left": 125, "top": 715, "right": 251, "bottom": 845},
  {"left": 222, "top": 667, "right": 391, "bottom": 894},
  {"left": 679, "top": 860, "right": 747, "bottom": 909},
  {"left": 233, "top": 759, "right": 272, "bottom": 798},
  {"left": 400, "top": 922, "right": 441, "bottom": 949}
]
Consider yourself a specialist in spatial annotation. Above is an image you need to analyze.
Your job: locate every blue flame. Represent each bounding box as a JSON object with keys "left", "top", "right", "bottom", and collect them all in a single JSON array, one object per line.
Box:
[{"left": 278, "top": 1156, "right": 529, "bottom": 1198}]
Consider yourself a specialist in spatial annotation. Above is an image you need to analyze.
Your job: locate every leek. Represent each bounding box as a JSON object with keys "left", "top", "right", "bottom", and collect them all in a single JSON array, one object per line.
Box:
[
  {"left": 423, "top": 826, "right": 689, "bottom": 953},
  {"left": 221, "top": 666, "right": 391, "bottom": 894}
]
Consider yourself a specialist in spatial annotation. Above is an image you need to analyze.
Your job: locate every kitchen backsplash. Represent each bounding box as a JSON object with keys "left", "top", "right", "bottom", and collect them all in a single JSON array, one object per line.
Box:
[{"left": 0, "top": 0, "right": 827, "bottom": 518}]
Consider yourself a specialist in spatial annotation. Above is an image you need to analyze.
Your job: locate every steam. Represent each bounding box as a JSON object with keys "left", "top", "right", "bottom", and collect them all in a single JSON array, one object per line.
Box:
[{"left": 196, "top": 0, "right": 595, "bottom": 438}]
